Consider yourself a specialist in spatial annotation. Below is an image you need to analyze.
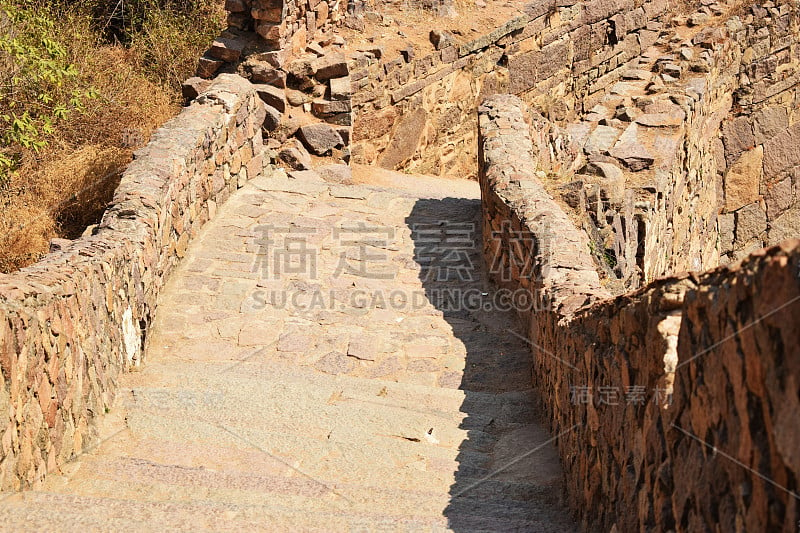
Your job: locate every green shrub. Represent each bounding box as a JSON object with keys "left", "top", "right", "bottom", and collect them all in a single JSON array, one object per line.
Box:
[{"left": 0, "top": 2, "right": 98, "bottom": 185}]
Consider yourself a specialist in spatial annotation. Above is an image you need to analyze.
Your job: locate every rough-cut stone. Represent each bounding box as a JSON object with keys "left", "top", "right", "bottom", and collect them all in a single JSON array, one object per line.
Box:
[
  {"left": 316, "top": 163, "right": 352, "bottom": 183},
  {"left": 208, "top": 37, "right": 246, "bottom": 62},
  {"left": 329, "top": 77, "right": 351, "bottom": 100},
  {"left": 734, "top": 202, "right": 767, "bottom": 244},
  {"left": 635, "top": 112, "right": 683, "bottom": 127},
  {"left": 724, "top": 146, "right": 762, "bottom": 212},
  {"left": 311, "top": 99, "right": 351, "bottom": 116},
  {"left": 197, "top": 57, "right": 224, "bottom": 79},
  {"left": 312, "top": 52, "right": 349, "bottom": 80},
  {"left": 271, "top": 115, "right": 300, "bottom": 143},
  {"left": 298, "top": 123, "right": 344, "bottom": 155},
  {"left": 768, "top": 205, "right": 800, "bottom": 243},
  {"left": 287, "top": 56, "right": 314, "bottom": 81},
  {"left": 752, "top": 106, "right": 789, "bottom": 145},
  {"left": 182, "top": 77, "right": 211, "bottom": 101},
  {"left": 763, "top": 122, "right": 800, "bottom": 181},
  {"left": 254, "top": 84, "right": 287, "bottom": 112},
  {"left": 262, "top": 104, "right": 282, "bottom": 131},
  {"left": 764, "top": 177, "right": 793, "bottom": 220},
  {"left": 353, "top": 107, "right": 397, "bottom": 142},
  {"left": 610, "top": 141, "right": 654, "bottom": 171},
  {"left": 249, "top": 62, "right": 287, "bottom": 88},
  {"left": 378, "top": 108, "right": 426, "bottom": 169},
  {"left": 278, "top": 139, "right": 312, "bottom": 170},
  {"left": 429, "top": 29, "right": 456, "bottom": 50},
  {"left": 722, "top": 116, "right": 755, "bottom": 165},
  {"left": 584, "top": 125, "right": 620, "bottom": 153}
]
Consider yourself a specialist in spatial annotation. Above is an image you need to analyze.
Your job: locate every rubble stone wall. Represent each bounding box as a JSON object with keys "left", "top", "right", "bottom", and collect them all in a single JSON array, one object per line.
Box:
[
  {"left": 0, "top": 75, "right": 266, "bottom": 491},
  {"left": 580, "top": 0, "right": 800, "bottom": 289},
  {"left": 350, "top": 0, "right": 674, "bottom": 178},
  {"left": 717, "top": 2, "right": 800, "bottom": 262},
  {"left": 479, "top": 93, "right": 800, "bottom": 532},
  {"left": 348, "top": 0, "right": 799, "bottom": 295},
  {"left": 226, "top": 0, "right": 344, "bottom": 53}
]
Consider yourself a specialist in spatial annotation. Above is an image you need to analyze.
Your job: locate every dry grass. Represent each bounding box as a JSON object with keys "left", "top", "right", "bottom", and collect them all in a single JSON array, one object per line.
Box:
[{"left": 0, "top": 3, "right": 224, "bottom": 273}]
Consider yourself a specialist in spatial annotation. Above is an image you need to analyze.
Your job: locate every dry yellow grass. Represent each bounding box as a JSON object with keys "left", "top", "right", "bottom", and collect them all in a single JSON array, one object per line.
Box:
[{"left": 0, "top": 3, "right": 224, "bottom": 273}]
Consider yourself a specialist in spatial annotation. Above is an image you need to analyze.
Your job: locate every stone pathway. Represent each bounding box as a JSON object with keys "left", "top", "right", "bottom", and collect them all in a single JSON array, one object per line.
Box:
[{"left": 0, "top": 169, "right": 575, "bottom": 531}]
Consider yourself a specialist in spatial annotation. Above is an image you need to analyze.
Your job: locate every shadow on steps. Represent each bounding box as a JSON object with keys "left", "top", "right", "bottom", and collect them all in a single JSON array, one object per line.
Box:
[{"left": 405, "top": 197, "right": 578, "bottom": 532}]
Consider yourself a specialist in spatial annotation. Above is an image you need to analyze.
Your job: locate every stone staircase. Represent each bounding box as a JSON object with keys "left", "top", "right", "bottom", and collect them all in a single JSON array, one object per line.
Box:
[{"left": 0, "top": 168, "right": 576, "bottom": 531}]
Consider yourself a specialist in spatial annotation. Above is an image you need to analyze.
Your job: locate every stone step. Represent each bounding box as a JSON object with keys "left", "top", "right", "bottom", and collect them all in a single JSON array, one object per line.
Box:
[
  {"left": 38, "top": 456, "right": 562, "bottom": 518},
  {"left": 0, "top": 490, "right": 574, "bottom": 532},
  {"left": 96, "top": 410, "right": 494, "bottom": 492},
  {"left": 124, "top": 358, "right": 538, "bottom": 421}
]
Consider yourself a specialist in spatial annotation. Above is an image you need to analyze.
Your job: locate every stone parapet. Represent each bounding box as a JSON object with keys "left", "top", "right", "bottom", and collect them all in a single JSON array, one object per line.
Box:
[
  {"left": 478, "top": 92, "right": 800, "bottom": 532},
  {"left": 0, "top": 74, "right": 266, "bottom": 491}
]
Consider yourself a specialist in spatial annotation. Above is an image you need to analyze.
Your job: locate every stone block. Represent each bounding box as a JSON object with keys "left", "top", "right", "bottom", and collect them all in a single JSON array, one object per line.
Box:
[
  {"left": 353, "top": 107, "right": 397, "bottom": 142},
  {"left": 723, "top": 116, "right": 755, "bottom": 165},
  {"left": 584, "top": 125, "right": 621, "bottom": 153},
  {"left": 312, "top": 52, "right": 349, "bottom": 80},
  {"left": 254, "top": 84, "right": 287, "bottom": 112},
  {"left": 763, "top": 121, "right": 800, "bottom": 182},
  {"left": 378, "top": 108, "right": 427, "bottom": 170},
  {"left": 249, "top": 62, "right": 287, "bottom": 88},
  {"left": 734, "top": 202, "right": 767, "bottom": 245},
  {"left": 197, "top": 57, "right": 225, "bottom": 79},
  {"left": 329, "top": 77, "right": 351, "bottom": 100},
  {"left": 256, "top": 21, "right": 283, "bottom": 47},
  {"left": 208, "top": 37, "right": 246, "bottom": 62},
  {"left": 182, "top": 77, "right": 211, "bottom": 101},
  {"left": 724, "top": 146, "right": 763, "bottom": 212},
  {"left": 764, "top": 177, "right": 793, "bottom": 220},
  {"left": 262, "top": 104, "right": 282, "bottom": 131},
  {"left": 768, "top": 205, "right": 800, "bottom": 243},
  {"left": 298, "top": 123, "right": 344, "bottom": 155},
  {"left": 311, "top": 99, "right": 351, "bottom": 116},
  {"left": 278, "top": 139, "right": 312, "bottom": 169},
  {"left": 752, "top": 106, "right": 788, "bottom": 145}
]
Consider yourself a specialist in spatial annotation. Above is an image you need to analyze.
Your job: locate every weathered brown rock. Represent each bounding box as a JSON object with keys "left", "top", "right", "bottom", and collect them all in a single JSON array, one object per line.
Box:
[
  {"left": 311, "top": 99, "right": 351, "bottom": 117},
  {"left": 378, "top": 108, "right": 426, "bottom": 169},
  {"left": 196, "top": 57, "right": 224, "bottom": 79},
  {"left": 763, "top": 122, "right": 800, "bottom": 182},
  {"left": 278, "top": 139, "right": 312, "bottom": 170},
  {"left": 254, "top": 84, "right": 287, "bottom": 112},
  {"left": 329, "top": 77, "right": 351, "bottom": 101},
  {"left": 208, "top": 36, "right": 246, "bottom": 62},
  {"left": 722, "top": 116, "right": 755, "bottom": 166},
  {"left": 724, "top": 146, "right": 762, "bottom": 212},
  {"left": 353, "top": 107, "right": 397, "bottom": 142},
  {"left": 311, "top": 52, "right": 348, "bottom": 80},
  {"left": 262, "top": 103, "right": 282, "bottom": 131},
  {"left": 734, "top": 202, "right": 767, "bottom": 244},
  {"left": 297, "top": 123, "right": 343, "bottom": 155},
  {"left": 429, "top": 29, "right": 457, "bottom": 50},
  {"left": 248, "top": 62, "right": 287, "bottom": 88},
  {"left": 182, "top": 77, "right": 211, "bottom": 101}
]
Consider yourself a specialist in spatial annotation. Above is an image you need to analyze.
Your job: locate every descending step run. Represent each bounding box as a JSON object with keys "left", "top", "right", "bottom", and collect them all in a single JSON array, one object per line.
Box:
[{"left": 0, "top": 168, "right": 576, "bottom": 532}]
